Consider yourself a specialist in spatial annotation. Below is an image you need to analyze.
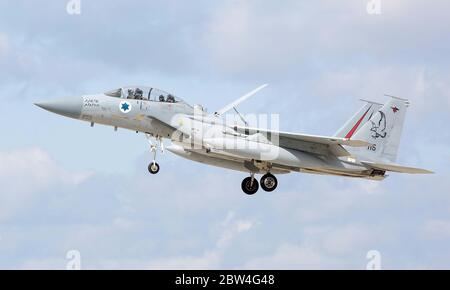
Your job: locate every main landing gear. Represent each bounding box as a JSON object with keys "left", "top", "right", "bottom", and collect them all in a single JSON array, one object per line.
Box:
[
  {"left": 241, "top": 173, "right": 278, "bottom": 195},
  {"left": 260, "top": 173, "right": 278, "bottom": 192},
  {"left": 146, "top": 133, "right": 163, "bottom": 175},
  {"left": 241, "top": 174, "right": 259, "bottom": 195}
]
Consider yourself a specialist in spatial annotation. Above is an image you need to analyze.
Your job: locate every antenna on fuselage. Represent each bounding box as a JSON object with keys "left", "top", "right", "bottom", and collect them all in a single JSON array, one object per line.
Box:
[{"left": 214, "top": 84, "right": 268, "bottom": 117}]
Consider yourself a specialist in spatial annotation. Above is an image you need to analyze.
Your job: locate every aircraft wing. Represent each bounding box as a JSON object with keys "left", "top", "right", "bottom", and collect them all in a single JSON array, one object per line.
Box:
[
  {"left": 361, "top": 161, "right": 434, "bottom": 174},
  {"left": 232, "top": 126, "right": 371, "bottom": 157},
  {"left": 233, "top": 126, "right": 370, "bottom": 147}
]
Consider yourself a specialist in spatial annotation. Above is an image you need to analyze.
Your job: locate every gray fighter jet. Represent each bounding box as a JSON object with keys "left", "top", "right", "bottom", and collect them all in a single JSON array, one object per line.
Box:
[{"left": 35, "top": 85, "right": 432, "bottom": 195}]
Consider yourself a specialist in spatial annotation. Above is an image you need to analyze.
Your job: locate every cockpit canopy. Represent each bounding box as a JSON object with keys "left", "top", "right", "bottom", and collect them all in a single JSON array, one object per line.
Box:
[{"left": 104, "top": 86, "right": 190, "bottom": 106}]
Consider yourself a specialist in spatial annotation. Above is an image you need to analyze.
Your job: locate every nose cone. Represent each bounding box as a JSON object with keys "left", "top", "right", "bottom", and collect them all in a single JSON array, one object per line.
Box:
[{"left": 35, "top": 97, "right": 82, "bottom": 119}]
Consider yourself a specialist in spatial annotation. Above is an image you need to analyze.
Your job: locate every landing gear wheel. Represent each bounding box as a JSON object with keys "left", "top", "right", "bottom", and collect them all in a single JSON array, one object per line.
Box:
[
  {"left": 148, "top": 162, "right": 160, "bottom": 174},
  {"left": 260, "top": 173, "right": 278, "bottom": 192},
  {"left": 241, "top": 177, "right": 259, "bottom": 195}
]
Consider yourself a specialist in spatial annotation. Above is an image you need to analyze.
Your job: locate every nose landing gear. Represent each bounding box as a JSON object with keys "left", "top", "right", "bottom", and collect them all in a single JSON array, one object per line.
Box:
[
  {"left": 146, "top": 133, "right": 164, "bottom": 175},
  {"left": 148, "top": 162, "right": 160, "bottom": 174}
]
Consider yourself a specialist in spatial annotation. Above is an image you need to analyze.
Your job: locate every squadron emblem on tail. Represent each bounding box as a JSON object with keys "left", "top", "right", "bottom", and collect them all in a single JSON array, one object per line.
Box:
[{"left": 370, "top": 111, "right": 387, "bottom": 139}]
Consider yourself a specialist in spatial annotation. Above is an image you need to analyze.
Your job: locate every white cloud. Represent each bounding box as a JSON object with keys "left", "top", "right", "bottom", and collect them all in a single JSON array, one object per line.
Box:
[
  {"left": 147, "top": 212, "right": 254, "bottom": 269},
  {"left": 205, "top": 1, "right": 311, "bottom": 75},
  {"left": 311, "top": 66, "right": 450, "bottom": 115},
  {"left": 0, "top": 147, "right": 93, "bottom": 221},
  {"left": 243, "top": 224, "right": 387, "bottom": 269},
  {"left": 0, "top": 33, "right": 9, "bottom": 61},
  {"left": 243, "top": 243, "right": 338, "bottom": 270},
  {"left": 204, "top": 0, "right": 450, "bottom": 81},
  {"left": 269, "top": 178, "right": 383, "bottom": 224},
  {"left": 422, "top": 220, "right": 450, "bottom": 240},
  {"left": 308, "top": 224, "right": 385, "bottom": 256},
  {"left": 18, "top": 258, "right": 64, "bottom": 270}
]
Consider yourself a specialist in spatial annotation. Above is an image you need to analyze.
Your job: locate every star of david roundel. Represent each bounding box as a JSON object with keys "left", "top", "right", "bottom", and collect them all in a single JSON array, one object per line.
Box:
[{"left": 119, "top": 101, "right": 132, "bottom": 113}]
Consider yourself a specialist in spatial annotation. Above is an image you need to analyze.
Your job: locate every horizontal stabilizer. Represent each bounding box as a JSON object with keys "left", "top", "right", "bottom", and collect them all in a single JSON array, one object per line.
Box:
[{"left": 362, "top": 161, "right": 434, "bottom": 174}]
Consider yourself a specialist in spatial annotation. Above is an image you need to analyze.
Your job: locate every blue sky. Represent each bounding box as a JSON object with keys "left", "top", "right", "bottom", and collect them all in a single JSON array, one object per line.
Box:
[{"left": 0, "top": 0, "right": 449, "bottom": 269}]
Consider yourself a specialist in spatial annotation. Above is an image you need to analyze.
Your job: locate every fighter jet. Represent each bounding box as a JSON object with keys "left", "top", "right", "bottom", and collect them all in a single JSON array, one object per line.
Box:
[{"left": 35, "top": 85, "right": 433, "bottom": 195}]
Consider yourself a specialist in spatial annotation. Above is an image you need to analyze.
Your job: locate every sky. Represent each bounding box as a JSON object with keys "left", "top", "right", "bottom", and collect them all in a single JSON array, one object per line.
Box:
[{"left": 0, "top": 0, "right": 449, "bottom": 269}]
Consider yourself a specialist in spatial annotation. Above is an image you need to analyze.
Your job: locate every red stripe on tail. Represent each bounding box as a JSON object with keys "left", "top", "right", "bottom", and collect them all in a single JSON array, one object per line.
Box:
[{"left": 345, "top": 106, "right": 371, "bottom": 139}]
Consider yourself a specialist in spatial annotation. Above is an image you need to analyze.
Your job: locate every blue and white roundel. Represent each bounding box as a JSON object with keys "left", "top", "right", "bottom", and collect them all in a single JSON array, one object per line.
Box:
[{"left": 119, "top": 101, "right": 132, "bottom": 113}]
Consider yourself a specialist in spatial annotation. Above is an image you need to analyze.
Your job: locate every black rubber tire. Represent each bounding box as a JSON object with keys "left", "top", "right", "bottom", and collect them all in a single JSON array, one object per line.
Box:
[
  {"left": 241, "top": 177, "right": 259, "bottom": 195},
  {"left": 260, "top": 173, "right": 278, "bottom": 192},
  {"left": 148, "top": 162, "right": 160, "bottom": 174}
]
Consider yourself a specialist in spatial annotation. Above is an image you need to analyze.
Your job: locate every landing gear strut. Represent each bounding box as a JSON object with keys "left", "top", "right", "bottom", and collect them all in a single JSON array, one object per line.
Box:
[
  {"left": 260, "top": 173, "right": 278, "bottom": 192},
  {"left": 241, "top": 174, "right": 259, "bottom": 195},
  {"left": 146, "top": 133, "right": 164, "bottom": 175}
]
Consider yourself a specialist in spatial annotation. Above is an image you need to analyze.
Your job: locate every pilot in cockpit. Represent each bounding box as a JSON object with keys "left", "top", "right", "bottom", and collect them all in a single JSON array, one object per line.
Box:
[
  {"left": 127, "top": 89, "right": 134, "bottom": 99},
  {"left": 167, "top": 94, "right": 175, "bottom": 103},
  {"left": 134, "top": 88, "right": 143, "bottom": 100}
]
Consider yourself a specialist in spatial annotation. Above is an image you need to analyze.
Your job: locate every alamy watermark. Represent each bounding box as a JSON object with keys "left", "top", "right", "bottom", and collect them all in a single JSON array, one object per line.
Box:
[
  {"left": 367, "top": 0, "right": 381, "bottom": 15},
  {"left": 366, "top": 250, "right": 382, "bottom": 270},
  {"left": 170, "top": 111, "right": 281, "bottom": 161},
  {"left": 66, "top": 0, "right": 81, "bottom": 15},
  {"left": 66, "top": 249, "right": 81, "bottom": 270}
]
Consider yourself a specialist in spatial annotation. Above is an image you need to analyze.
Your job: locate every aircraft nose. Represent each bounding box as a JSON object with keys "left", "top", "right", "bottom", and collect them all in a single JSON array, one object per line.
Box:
[{"left": 35, "top": 97, "right": 83, "bottom": 119}]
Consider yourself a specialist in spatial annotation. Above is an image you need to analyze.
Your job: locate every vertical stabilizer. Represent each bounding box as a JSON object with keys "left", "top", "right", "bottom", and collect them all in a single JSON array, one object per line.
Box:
[
  {"left": 349, "top": 96, "right": 409, "bottom": 163},
  {"left": 334, "top": 100, "right": 382, "bottom": 139}
]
